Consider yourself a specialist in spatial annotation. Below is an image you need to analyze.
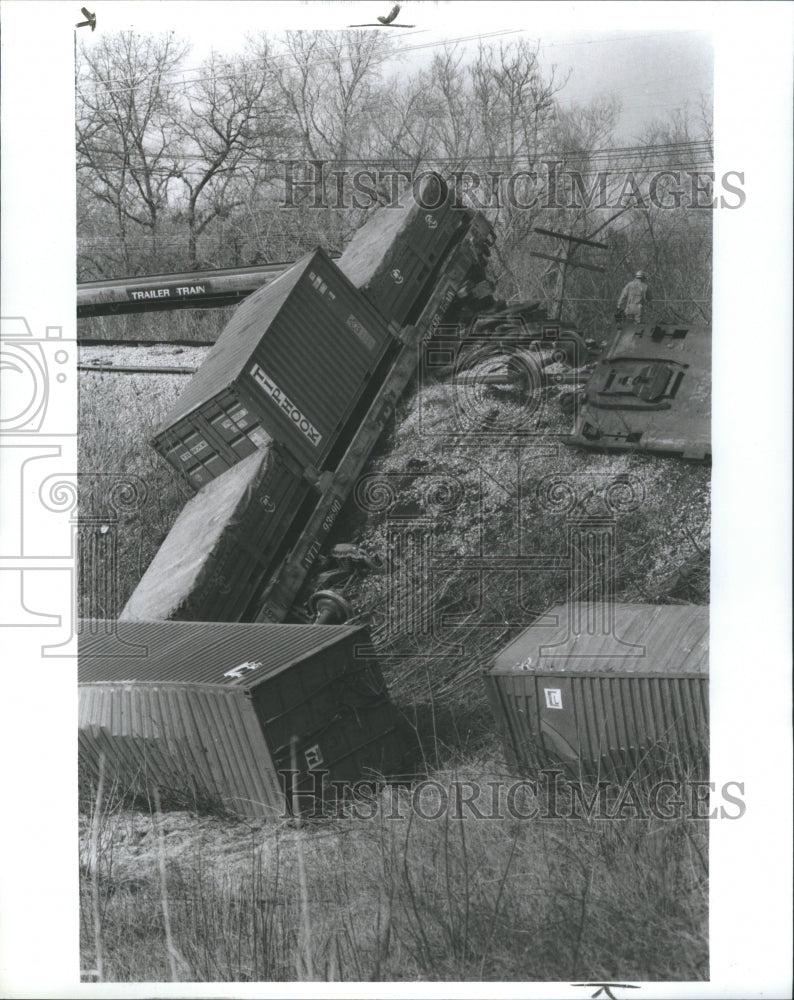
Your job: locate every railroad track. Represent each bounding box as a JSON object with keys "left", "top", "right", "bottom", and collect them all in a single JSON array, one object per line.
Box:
[
  {"left": 78, "top": 338, "right": 216, "bottom": 348},
  {"left": 78, "top": 363, "right": 198, "bottom": 375}
]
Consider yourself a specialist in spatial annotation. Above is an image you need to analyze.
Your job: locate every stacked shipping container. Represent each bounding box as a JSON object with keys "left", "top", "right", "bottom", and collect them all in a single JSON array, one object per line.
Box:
[
  {"left": 120, "top": 447, "right": 311, "bottom": 622},
  {"left": 152, "top": 247, "right": 398, "bottom": 483},
  {"left": 337, "top": 174, "right": 465, "bottom": 327},
  {"left": 126, "top": 175, "right": 468, "bottom": 624}
]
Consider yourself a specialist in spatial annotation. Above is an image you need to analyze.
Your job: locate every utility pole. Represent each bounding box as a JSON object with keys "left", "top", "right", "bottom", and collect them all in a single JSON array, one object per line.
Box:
[{"left": 529, "top": 227, "right": 609, "bottom": 321}]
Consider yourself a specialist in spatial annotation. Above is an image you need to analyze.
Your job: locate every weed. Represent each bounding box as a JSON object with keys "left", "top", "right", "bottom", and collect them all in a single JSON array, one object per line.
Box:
[{"left": 80, "top": 761, "right": 708, "bottom": 982}]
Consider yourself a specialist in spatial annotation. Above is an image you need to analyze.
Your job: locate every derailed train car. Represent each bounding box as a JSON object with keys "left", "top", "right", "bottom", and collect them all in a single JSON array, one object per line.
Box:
[
  {"left": 484, "top": 603, "right": 709, "bottom": 781},
  {"left": 84, "top": 178, "right": 485, "bottom": 818},
  {"left": 124, "top": 176, "right": 487, "bottom": 624},
  {"left": 337, "top": 173, "right": 468, "bottom": 327},
  {"left": 79, "top": 619, "right": 408, "bottom": 819},
  {"left": 152, "top": 246, "right": 400, "bottom": 484},
  {"left": 568, "top": 321, "right": 711, "bottom": 460},
  {"left": 151, "top": 178, "right": 468, "bottom": 489}
]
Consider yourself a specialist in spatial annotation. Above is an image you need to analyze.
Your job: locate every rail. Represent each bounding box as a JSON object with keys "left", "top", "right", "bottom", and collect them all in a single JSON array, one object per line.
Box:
[{"left": 78, "top": 363, "right": 198, "bottom": 375}]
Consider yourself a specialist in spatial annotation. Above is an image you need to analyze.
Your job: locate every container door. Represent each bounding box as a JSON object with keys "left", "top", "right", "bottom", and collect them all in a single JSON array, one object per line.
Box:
[
  {"left": 535, "top": 677, "right": 583, "bottom": 770},
  {"left": 161, "top": 428, "right": 231, "bottom": 489}
]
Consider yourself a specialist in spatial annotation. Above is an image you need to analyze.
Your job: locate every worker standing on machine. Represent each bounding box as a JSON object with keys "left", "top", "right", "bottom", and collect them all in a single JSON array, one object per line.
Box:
[{"left": 616, "top": 270, "right": 652, "bottom": 323}]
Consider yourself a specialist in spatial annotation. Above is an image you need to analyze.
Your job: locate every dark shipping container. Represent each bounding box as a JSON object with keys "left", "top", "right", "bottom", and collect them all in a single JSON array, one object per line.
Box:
[
  {"left": 484, "top": 603, "right": 709, "bottom": 780},
  {"left": 120, "top": 446, "right": 313, "bottom": 622},
  {"left": 153, "top": 247, "right": 397, "bottom": 478},
  {"left": 337, "top": 173, "right": 468, "bottom": 327},
  {"left": 79, "top": 619, "right": 408, "bottom": 818},
  {"left": 156, "top": 387, "right": 265, "bottom": 491}
]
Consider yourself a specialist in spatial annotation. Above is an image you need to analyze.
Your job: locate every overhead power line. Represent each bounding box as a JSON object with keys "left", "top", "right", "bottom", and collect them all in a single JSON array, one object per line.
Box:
[
  {"left": 76, "top": 27, "right": 713, "bottom": 98},
  {"left": 76, "top": 138, "right": 713, "bottom": 166},
  {"left": 76, "top": 161, "right": 714, "bottom": 181},
  {"left": 77, "top": 27, "right": 529, "bottom": 97},
  {"left": 78, "top": 138, "right": 713, "bottom": 159}
]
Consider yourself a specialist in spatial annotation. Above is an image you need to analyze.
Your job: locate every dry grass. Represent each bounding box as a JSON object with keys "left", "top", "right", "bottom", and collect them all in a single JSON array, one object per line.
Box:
[
  {"left": 77, "top": 356, "right": 710, "bottom": 742},
  {"left": 77, "top": 344, "right": 711, "bottom": 983},
  {"left": 310, "top": 373, "right": 710, "bottom": 735},
  {"left": 78, "top": 307, "right": 235, "bottom": 344},
  {"left": 77, "top": 339, "right": 710, "bottom": 627},
  {"left": 79, "top": 760, "right": 708, "bottom": 983},
  {"left": 78, "top": 364, "right": 195, "bottom": 617}
]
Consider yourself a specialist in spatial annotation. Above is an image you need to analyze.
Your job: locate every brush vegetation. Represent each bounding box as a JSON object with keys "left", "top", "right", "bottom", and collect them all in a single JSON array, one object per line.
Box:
[
  {"left": 79, "top": 357, "right": 709, "bottom": 982},
  {"left": 80, "top": 760, "right": 708, "bottom": 983}
]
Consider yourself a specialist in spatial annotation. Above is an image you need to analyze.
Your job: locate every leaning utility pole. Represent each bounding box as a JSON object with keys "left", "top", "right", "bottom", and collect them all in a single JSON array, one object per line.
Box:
[{"left": 529, "top": 227, "right": 609, "bottom": 321}]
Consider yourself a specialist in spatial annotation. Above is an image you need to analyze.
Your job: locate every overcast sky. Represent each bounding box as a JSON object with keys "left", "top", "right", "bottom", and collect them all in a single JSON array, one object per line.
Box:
[{"left": 78, "top": 1, "right": 714, "bottom": 144}]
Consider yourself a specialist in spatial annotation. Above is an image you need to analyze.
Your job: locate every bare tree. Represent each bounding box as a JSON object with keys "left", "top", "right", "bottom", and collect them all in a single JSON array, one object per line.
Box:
[
  {"left": 368, "top": 68, "right": 438, "bottom": 174},
  {"left": 252, "top": 31, "right": 393, "bottom": 248},
  {"left": 455, "top": 41, "right": 570, "bottom": 303},
  {"left": 266, "top": 31, "right": 390, "bottom": 161},
  {"left": 424, "top": 46, "right": 477, "bottom": 170},
  {"left": 172, "top": 43, "right": 289, "bottom": 267},
  {"left": 629, "top": 103, "right": 714, "bottom": 323},
  {"left": 525, "top": 95, "right": 627, "bottom": 322},
  {"left": 470, "top": 40, "right": 567, "bottom": 163},
  {"left": 76, "top": 32, "right": 188, "bottom": 271}
]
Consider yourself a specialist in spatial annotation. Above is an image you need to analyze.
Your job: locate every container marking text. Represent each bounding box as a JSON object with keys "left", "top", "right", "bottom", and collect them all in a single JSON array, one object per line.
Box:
[{"left": 249, "top": 363, "right": 322, "bottom": 447}]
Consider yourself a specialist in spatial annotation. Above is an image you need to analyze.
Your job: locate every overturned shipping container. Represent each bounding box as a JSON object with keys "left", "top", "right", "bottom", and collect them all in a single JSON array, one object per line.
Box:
[
  {"left": 120, "top": 447, "right": 312, "bottom": 622},
  {"left": 484, "top": 603, "right": 709, "bottom": 780},
  {"left": 337, "top": 174, "right": 468, "bottom": 327},
  {"left": 153, "top": 247, "right": 398, "bottom": 481},
  {"left": 79, "top": 619, "right": 407, "bottom": 819}
]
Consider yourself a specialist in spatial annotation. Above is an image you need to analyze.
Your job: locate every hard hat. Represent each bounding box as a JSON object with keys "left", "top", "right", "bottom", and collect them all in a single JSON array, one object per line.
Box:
[{"left": 635, "top": 270, "right": 646, "bottom": 279}]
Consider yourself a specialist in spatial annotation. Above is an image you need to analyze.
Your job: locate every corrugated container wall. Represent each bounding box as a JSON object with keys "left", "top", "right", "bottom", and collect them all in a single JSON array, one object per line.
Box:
[
  {"left": 79, "top": 682, "right": 285, "bottom": 820},
  {"left": 120, "top": 446, "right": 313, "bottom": 623},
  {"left": 152, "top": 248, "right": 397, "bottom": 479},
  {"left": 484, "top": 604, "right": 709, "bottom": 781},
  {"left": 79, "top": 620, "right": 409, "bottom": 817},
  {"left": 337, "top": 173, "right": 467, "bottom": 327}
]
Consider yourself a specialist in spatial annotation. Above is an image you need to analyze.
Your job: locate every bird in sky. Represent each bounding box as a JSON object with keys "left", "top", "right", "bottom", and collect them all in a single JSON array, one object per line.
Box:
[
  {"left": 348, "top": 3, "right": 415, "bottom": 27},
  {"left": 76, "top": 7, "right": 97, "bottom": 31},
  {"left": 377, "top": 4, "right": 401, "bottom": 24}
]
